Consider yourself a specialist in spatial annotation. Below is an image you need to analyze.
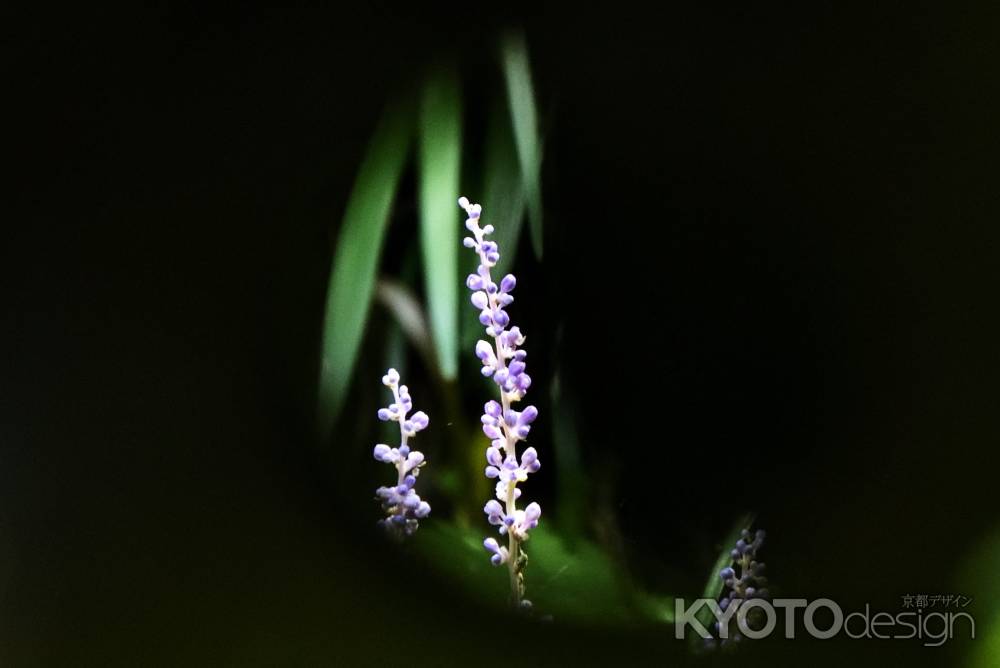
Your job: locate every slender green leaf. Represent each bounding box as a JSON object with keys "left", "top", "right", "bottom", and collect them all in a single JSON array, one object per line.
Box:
[
  {"left": 550, "top": 370, "right": 588, "bottom": 537},
  {"left": 482, "top": 98, "right": 526, "bottom": 278},
  {"left": 375, "top": 277, "right": 437, "bottom": 376},
  {"left": 418, "top": 66, "right": 463, "bottom": 380},
  {"left": 460, "top": 98, "right": 527, "bottom": 355},
  {"left": 500, "top": 30, "right": 543, "bottom": 259},
  {"left": 316, "top": 104, "right": 411, "bottom": 441}
]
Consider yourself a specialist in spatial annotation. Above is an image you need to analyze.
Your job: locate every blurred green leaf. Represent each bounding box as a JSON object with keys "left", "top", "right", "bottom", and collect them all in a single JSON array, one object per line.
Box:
[
  {"left": 634, "top": 591, "right": 677, "bottom": 624},
  {"left": 550, "top": 371, "right": 588, "bottom": 537},
  {"left": 419, "top": 65, "right": 463, "bottom": 381},
  {"left": 415, "top": 521, "right": 508, "bottom": 606},
  {"left": 501, "top": 30, "right": 543, "bottom": 259},
  {"left": 527, "top": 529, "right": 634, "bottom": 622},
  {"left": 460, "top": 98, "right": 527, "bottom": 356},
  {"left": 375, "top": 277, "right": 438, "bottom": 377},
  {"left": 418, "top": 520, "right": 637, "bottom": 623},
  {"left": 955, "top": 525, "right": 1000, "bottom": 667},
  {"left": 691, "top": 512, "right": 755, "bottom": 645},
  {"left": 482, "top": 98, "right": 526, "bottom": 278},
  {"left": 418, "top": 520, "right": 699, "bottom": 628},
  {"left": 316, "top": 103, "right": 411, "bottom": 440}
]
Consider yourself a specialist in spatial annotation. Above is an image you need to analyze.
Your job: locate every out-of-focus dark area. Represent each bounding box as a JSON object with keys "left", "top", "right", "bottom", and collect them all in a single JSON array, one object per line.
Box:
[{"left": 3, "top": 4, "right": 998, "bottom": 666}]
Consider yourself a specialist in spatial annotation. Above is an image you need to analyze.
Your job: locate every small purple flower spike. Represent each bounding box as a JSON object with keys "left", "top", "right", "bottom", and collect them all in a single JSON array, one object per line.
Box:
[
  {"left": 706, "top": 528, "right": 770, "bottom": 648},
  {"left": 373, "top": 368, "right": 430, "bottom": 537},
  {"left": 460, "top": 195, "right": 542, "bottom": 609}
]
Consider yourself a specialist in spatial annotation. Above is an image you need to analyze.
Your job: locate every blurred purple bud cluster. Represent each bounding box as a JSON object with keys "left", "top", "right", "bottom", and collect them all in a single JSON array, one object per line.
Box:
[
  {"left": 373, "top": 368, "right": 430, "bottom": 537},
  {"left": 708, "top": 528, "right": 770, "bottom": 648}
]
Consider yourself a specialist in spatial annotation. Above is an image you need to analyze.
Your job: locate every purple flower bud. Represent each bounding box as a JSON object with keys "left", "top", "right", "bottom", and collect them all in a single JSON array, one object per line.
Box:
[
  {"left": 520, "top": 405, "right": 539, "bottom": 424},
  {"left": 376, "top": 408, "right": 391, "bottom": 421},
  {"left": 463, "top": 236, "right": 477, "bottom": 248},
  {"left": 500, "top": 274, "right": 516, "bottom": 293},
  {"left": 520, "top": 448, "right": 540, "bottom": 473},
  {"left": 482, "top": 424, "right": 502, "bottom": 440},
  {"left": 485, "top": 465, "right": 500, "bottom": 479},
  {"left": 475, "top": 340, "right": 497, "bottom": 368},
  {"left": 486, "top": 447, "right": 503, "bottom": 467},
  {"left": 398, "top": 444, "right": 410, "bottom": 457},
  {"left": 373, "top": 444, "right": 392, "bottom": 462},
  {"left": 466, "top": 273, "right": 485, "bottom": 290},
  {"left": 415, "top": 501, "right": 431, "bottom": 518},
  {"left": 524, "top": 502, "right": 541, "bottom": 523},
  {"left": 484, "top": 500, "right": 504, "bottom": 522},
  {"left": 495, "top": 481, "right": 521, "bottom": 501},
  {"left": 484, "top": 400, "right": 502, "bottom": 418},
  {"left": 471, "top": 291, "right": 489, "bottom": 310},
  {"left": 483, "top": 537, "right": 508, "bottom": 566},
  {"left": 410, "top": 411, "right": 429, "bottom": 430},
  {"left": 508, "top": 359, "right": 526, "bottom": 376},
  {"left": 404, "top": 451, "right": 424, "bottom": 472}
]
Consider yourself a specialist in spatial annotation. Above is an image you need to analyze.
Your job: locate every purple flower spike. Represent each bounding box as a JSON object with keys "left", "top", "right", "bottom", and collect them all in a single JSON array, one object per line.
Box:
[
  {"left": 459, "top": 195, "right": 543, "bottom": 608},
  {"left": 372, "top": 368, "right": 430, "bottom": 537},
  {"left": 709, "top": 527, "right": 772, "bottom": 647}
]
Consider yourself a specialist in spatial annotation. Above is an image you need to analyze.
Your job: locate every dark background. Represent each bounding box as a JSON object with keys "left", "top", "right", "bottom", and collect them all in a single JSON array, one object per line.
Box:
[{"left": 4, "top": 4, "right": 998, "bottom": 666}]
